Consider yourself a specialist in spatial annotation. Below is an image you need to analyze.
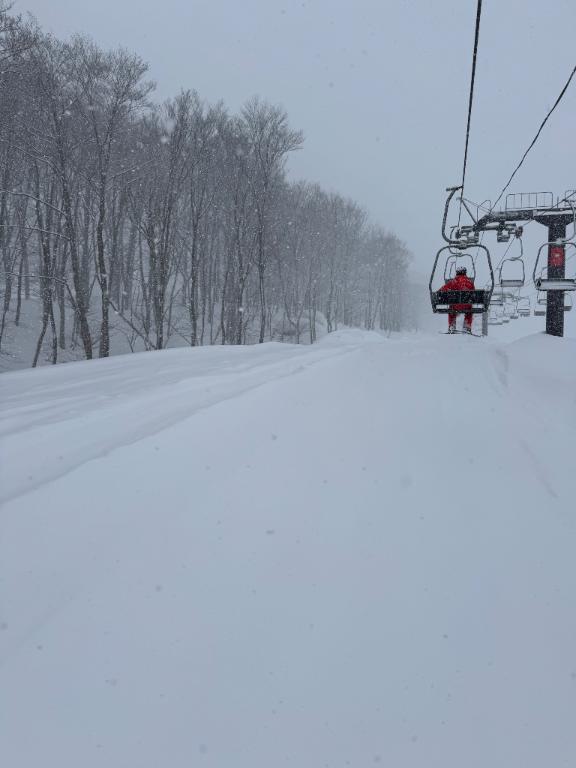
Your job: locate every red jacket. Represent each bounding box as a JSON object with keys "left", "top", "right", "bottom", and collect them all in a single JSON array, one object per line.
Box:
[{"left": 440, "top": 274, "right": 475, "bottom": 311}]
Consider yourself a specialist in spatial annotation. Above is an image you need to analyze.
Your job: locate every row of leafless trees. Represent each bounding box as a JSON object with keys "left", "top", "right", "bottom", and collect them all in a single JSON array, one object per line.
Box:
[{"left": 0, "top": 5, "right": 413, "bottom": 368}]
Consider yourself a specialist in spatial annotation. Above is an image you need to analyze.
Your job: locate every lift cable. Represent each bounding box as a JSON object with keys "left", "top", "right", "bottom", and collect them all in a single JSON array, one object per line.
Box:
[
  {"left": 459, "top": 59, "right": 575, "bottom": 231},
  {"left": 490, "top": 63, "right": 576, "bottom": 213},
  {"left": 458, "top": 0, "right": 484, "bottom": 228},
  {"left": 494, "top": 236, "right": 517, "bottom": 274}
]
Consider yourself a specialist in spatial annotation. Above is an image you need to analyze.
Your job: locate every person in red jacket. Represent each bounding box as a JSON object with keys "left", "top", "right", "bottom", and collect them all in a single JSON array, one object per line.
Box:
[{"left": 440, "top": 266, "right": 475, "bottom": 333}]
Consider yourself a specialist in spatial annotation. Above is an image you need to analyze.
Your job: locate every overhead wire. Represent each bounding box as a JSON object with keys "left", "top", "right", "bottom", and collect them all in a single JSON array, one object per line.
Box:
[
  {"left": 489, "top": 63, "right": 576, "bottom": 212},
  {"left": 458, "top": 0, "right": 484, "bottom": 228},
  {"left": 458, "top": 57, "right": 576, "bottom": 229},
  {"left": 441, "top": 9, "right": 575, "bottom": 322}
]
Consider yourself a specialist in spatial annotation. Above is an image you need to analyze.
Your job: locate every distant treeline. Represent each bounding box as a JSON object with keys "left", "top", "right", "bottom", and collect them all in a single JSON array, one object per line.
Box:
[{"left": 0, "top": 4, "right": 414, "bottom": 368}]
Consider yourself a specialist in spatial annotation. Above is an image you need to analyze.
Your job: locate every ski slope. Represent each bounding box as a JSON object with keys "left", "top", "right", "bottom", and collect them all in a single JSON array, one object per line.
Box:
[{"left": 1, "top": 327, "right": 576, "bottom": 768}]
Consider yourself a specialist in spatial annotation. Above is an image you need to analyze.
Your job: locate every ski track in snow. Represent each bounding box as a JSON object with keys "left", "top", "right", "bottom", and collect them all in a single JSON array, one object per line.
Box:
[
  {"left": 0, "top": 339, "right": 363, "bottom": 504},
  {"left": 1, "top": 327, "right": 576, "bottom": 768}
]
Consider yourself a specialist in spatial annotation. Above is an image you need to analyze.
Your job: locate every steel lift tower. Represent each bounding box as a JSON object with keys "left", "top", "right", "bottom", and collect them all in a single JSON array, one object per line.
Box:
[{"left": 469, "top": 192, "right": 575, "bottom": 337}]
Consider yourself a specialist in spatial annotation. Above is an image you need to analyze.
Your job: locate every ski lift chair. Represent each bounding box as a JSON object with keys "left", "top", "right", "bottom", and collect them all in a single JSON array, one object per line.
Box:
[
  {"left": 533, "top": 242, "right": 576, "bottom": 291},
  {"left": 509, "top": 296, "right": 520, "bottom": 319},
  {"left": 430, "top": 186, "right": 494, "bottom": 320},
  {"left": 428, "top": 244, "right": 494, "bottom": 314},
  {"left": 499, "top": 258, "right": 525, "bottom": 288},
  {"left": 518, "top": 297, "right": 531, "bottom": 317},
  {"left": 430, "top": 244, "right": 493, "bottom": 314},
  {"left": 488, "top": 306, "right": 502, "bottom": 326},
  {"left": 534, "top": 292, "right": 547, "bottom": 317}
]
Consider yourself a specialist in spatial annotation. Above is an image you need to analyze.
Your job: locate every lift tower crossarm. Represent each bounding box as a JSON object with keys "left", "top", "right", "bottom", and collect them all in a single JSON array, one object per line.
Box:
[{"left": 474, "top": 206, "right": 574, "bottom": 230}]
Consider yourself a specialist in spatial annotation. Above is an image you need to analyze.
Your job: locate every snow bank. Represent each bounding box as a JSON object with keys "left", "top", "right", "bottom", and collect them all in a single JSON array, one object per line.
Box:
[{"left": 505, "top": 332, "right": 576, "bottom": 381}]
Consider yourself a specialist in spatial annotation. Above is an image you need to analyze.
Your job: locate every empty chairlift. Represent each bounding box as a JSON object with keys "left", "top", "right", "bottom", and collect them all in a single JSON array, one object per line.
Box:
[
  {"left": 504, "top": 296, "right": 519, "bottom": 321},
  {"left": 498, "top": 234, "right": 525, "bottom": 289},
  {"left": 534, "top": 292, "right": 547, "bottom": 317},
  {"left": 533, "top": 242, "right": 576, "bottom": 291},
  {"left": 490, "top": 289, "right": 505, "bottom": 306},
  {"left": 518, "top": 297, "right": 531, "bottom": 317},
  {"left": 488, "top": 303, "right": 504, "bottom": 325},
  {"left": 499, "top": 258, "right": 525, "bottom": 288},
  {"left": 534, "top": 291, "right": 573, "bottom": 316},
  {"left": 488, "top": 306, "right": 500, "bottom": 325}
]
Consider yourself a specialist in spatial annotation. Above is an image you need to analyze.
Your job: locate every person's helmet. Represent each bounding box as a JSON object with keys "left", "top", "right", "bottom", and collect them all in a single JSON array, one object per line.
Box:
[{"left": 456, "top": 266, "right": 467, "bottom": 275}]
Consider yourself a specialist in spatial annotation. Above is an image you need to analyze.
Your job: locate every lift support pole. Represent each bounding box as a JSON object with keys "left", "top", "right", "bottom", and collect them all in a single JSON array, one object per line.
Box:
[
  {"left": 473, "top": 198, "right": 574, "bottom": 338},
  {"left": 546, "top": 222, "right": 566, "bottom": 337}
]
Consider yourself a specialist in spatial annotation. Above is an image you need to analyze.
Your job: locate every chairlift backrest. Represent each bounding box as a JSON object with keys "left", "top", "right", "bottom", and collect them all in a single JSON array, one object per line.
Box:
[
  {"left": 444, "top": 257, "right": 456, "bottom": 282},
  {"left": 443, "top": 252, "right": 476, "bottom": 283}
]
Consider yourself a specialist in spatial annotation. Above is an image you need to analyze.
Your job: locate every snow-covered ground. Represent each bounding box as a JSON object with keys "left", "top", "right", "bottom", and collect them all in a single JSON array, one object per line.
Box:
[{"left": 1, "top": 322, "right": 575, "bottom": 768}]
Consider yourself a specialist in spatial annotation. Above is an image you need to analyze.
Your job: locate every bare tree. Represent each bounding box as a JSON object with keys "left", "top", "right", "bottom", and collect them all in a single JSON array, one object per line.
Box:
[
  {"left": 0, "top": 9, "right": 412, "bottom": 371},
  {"left": 241, "top": 98, "right": 303, "bottom": 343}
]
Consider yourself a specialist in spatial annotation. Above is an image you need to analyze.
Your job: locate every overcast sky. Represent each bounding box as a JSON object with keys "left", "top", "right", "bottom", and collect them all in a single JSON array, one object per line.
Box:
[{"left": 17, "top": 0, "right": 576, "bottom": 276}]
